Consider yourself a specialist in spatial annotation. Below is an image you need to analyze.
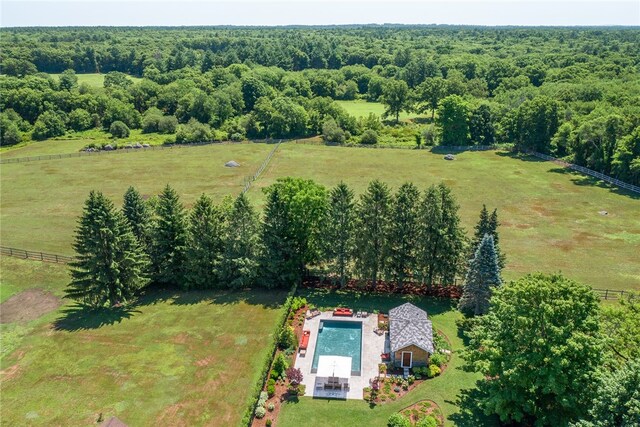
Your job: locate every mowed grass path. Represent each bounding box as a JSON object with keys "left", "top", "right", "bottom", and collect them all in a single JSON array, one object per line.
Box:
[
  {"left": 252, "top": 144, "right": 640, "bottom": 291},
  {"left": 277, "top": 289, "right": 483, "bottom": 427},
  {"left": 1, "top": 143, "right": 273, "bottom": 254},
  {"left": 0, "top": 258, "right": 287, "bottom": 426}
]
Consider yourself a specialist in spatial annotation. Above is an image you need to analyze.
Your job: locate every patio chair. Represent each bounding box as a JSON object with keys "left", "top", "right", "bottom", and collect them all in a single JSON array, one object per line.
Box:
[{"left": 361, "top": 311, "right": 368, "bottom": 318}]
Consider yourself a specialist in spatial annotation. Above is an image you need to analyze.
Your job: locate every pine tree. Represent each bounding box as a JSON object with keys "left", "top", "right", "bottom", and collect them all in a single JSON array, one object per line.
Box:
[
  {"left": 122, "top": 186, "right": 152, "bottom": 252},
  {"left": 416, "top": 183, "right": 466, "bottom": 287},
  {"left": 66, "top": 191, "right": 149, "bottom": 307},
  {"left": 220, "top": 193, "right": 259, "bottom": 288},
  {"left": 260, "top": 186, "right": 298, "bottom": 287},
  {"left": 416, "top": 185, "right": 443, "bottom": 287},
  {"left": 471, "top": 205, "right": 505, "bottom": 269},
  {"left": 150, "top": 185, "right": 188, "bottom": 286},
  {"left": 185, "top": 194, "right": 226, "bottom": 289},
  {"left": 458, "top": 234, "right": 502, "bottom": 316},
  {"left": 387, "top": 182, "right": 420, "bottom": 287},
  {"left": 322, "top": 182, "right": 355, "bottom": 287},
  {"left": 354, "top": 180, "right": 390, "bottom": 287},
  {"left": 437, "top": 183, "right": 467, "bottom": 284}
]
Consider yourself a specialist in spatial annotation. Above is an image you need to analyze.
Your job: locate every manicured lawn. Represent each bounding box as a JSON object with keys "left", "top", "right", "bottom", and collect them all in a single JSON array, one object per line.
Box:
[
  {"left": 335, "top": 100, "right": 421, "bottom": 122},
  {"left": 0, "top": 259, "right": 287, "bottom": 426},
  {"left": 0, "top": 143, "right": 274, "bottom": 254},
  {"left": 277, "top": 288, "right": 482, "bottom": 427},
  {"left": 252, "top": 144, "right": 640, "bottom": 291}
]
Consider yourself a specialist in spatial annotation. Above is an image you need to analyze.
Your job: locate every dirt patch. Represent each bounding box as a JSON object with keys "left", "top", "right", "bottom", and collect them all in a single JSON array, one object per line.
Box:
[{"left": 0, "top": 289, "right": 61, "bottom": 324}]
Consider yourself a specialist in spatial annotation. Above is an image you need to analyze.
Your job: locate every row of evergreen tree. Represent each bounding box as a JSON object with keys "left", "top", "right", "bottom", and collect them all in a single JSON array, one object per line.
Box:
[{"left": 66, "top": 178, "right": 503, "bottom": 307}]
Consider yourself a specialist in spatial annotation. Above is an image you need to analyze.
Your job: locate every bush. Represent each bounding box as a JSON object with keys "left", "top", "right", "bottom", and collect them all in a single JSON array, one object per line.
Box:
[
  {"left": 360, "top": 129, "right": 378, "bottom": 145},
  {"left": 158, "top": 115, "right": 178, "bottom": 134},
  {"left": 32, "top": 111, "right": 66, "bottom": 140},
  {"left": 272, "top": 353, "right": 288, "bottom": 378},
  {"left": 142, "top": 114, "right": 160, "bottom": 133},
  {"left": 290, "top": 296, "right": 307, "bottom": 312},
  {"left": 230, "top": 132, "right": 244, "bottom": 141},
  {"left": 266, "top": 419, "right": 272, "bottom": 426},
  {"left": 430, "top": 353, "right": 447, "bottom": 368},
  {"left": 259, "top": 391, "right": 268, "bottom": 401},
  {"left": 322, "top": 118, "right": 346, "bottom": 143},
  {"left": 277, "top": 326, "right": 297, "bottom": 350},
  {"left": 257, "top": 397, "right": 267, "bottom": 407},
  {"left": 416, "top": 416, "right": 438, "bottom": 427},
  {"left": 175, "top": 118, "right": 213, "bottom": 143},
  {"left": 427, "top": 364, "right": 441, "bottom": 378},
  {"left": 267, "top": 402, "right": 275, "bottom": 411},
  {"left": 254, "top": 406, "right": 266, "bottom": 419},
  {"left": 109, "top": 121, "right": 130, "bottom": 138},
  {"left": 266, "top": 384, "right": 276, "bottom": 398},
  {"left": 388, "top": 412, "right": 411, "bottom": 427},
  {"left": 68, "top": 108, "right": 93, "bottom": 131}
]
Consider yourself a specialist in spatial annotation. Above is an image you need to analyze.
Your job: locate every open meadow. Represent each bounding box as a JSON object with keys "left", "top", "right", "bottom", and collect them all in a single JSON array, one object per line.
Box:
[
  {"left": 252, "top": 143, "right": 640, "bottom": 291},
  {"left": 50, "top": 73, "right": 142, "bottom": 89},
  {"left": 0, "top": 143, "right": 274, "bottom": 253},
  {"left": 0, "top": 256, "right": 287, "bottom": 426}
]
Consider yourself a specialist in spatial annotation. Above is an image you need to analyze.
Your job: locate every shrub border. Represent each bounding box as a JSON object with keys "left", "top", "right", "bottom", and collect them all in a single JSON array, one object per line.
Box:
[{"left": 242, "top": 283, "right": 298, "bottom": 426}]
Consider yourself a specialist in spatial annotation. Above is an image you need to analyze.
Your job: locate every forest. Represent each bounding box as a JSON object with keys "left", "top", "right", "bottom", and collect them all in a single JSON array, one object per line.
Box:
[{"left": 1, "top": 25, "right": 639, "bottom": 184}]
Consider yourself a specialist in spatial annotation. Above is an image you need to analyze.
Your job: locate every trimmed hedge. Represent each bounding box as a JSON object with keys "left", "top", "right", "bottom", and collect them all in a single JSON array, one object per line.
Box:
[{"left": 241, "top": 283, "right": 298, "bottom": 426}]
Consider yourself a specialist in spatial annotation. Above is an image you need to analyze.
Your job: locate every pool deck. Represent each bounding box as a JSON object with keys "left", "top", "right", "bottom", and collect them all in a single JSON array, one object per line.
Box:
[{"left": 295, "top": 311, "right": 387, "bottom": 400}]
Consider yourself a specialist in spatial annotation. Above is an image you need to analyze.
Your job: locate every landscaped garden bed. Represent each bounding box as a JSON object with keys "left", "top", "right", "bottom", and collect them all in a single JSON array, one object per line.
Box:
[{"left": 396, "top": 400, "right": 445, "bottom": 426}]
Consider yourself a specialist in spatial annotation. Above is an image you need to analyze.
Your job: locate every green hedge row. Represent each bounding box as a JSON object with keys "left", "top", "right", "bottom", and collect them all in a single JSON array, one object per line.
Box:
[{"left": 241, "top": 283, "right": 298, "bottom": 426}]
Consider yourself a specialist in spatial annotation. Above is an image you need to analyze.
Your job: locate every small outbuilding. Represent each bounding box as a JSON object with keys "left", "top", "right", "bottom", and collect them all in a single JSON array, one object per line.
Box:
[{"left": 389, "top": 303, "right": 434, "bottom": 368}]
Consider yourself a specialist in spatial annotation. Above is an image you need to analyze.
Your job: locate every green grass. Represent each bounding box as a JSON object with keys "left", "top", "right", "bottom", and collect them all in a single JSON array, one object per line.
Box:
[
  {"left": 335, "top": 100, "right": 421, "bottom": 122},
  {"left": 277, "top": 289, "right": 482, "bottom": 427},
  {"left": 0, "top": 143, "right": 274, "bottom": 254},
  {"left": 0, "top": 259, "right": 287, "bottom": 426},
  {"left": 0, "top": 129, "right": 170, "bottom": 159},
  {"left": 0, "top": 257, "right": 70, "bottom": 302},
  {"left": 251, "top": 144, "right": 640, "bottom": 291},
  {"left": 49, "top": 73, "right": 142, "bottom": 89}
]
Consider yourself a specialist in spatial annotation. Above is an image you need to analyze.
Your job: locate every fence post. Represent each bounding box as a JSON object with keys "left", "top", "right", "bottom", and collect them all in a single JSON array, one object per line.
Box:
[{"left": 604, "top": 289, "right": 609, "bottom": 300}]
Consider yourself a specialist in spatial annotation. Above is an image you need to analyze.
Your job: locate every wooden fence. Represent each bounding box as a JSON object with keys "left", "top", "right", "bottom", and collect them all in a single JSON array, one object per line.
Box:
[
  {"left": 1, "top": 246, "right": 74, "bottom": 264},
  {"left": 525, "top": 150, "right": 640, "bottom": 194},
  {"left": 241, "top": 141, "right": 281, "bottom": 194},
  {"left": 593, "top": 288, "right": 635, "bottom": 300}
]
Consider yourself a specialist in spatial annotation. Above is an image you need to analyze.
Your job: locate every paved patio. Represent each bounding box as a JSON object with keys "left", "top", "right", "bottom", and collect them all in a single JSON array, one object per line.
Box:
[{"left": 294, "top": 311, "right": 387, "bottom": 399}]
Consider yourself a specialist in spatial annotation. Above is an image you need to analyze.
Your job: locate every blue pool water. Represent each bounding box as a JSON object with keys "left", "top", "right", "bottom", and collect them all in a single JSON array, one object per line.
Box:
[{"left": 312, "top": 320, "right": 362, "bottom": 374}]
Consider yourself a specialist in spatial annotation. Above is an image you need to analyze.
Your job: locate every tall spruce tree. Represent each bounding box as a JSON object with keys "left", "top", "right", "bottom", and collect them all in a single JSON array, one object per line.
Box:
[
  {"left": 438, "top": 183, "right": 467, "bottom": 284},
  {"left": 122, "top": 186, "right": 152, "bottom": 252},
  {"left": 150, "top": 185, "right": 188, "bottom": 286},
  {"left": 471, "top": 205, "right": 505, "bottom": 269},
  {"left": 322, "top": 182, "right": 355, "bottom": 287},
  {"left": 387, "top": 182, "right": 420, "bottom": 287},
  {"left": 416, "top": 184, "right": 443, "bottom": 286},
  {"left": 354, "top": 180, "right": 391, "bottom": 287},
  {"left": 260, "top": 186, "right": 298, "bottom": 287},
  {"left": 66, "top": 191, "right": 149, "bottom": 307},
  {"left": 185, "top": 194, "right": 226, "bottom": 289},
  {"left": 458, "top": 234, "right": 502, "bottom": 316},
  {"left": 416, "top": 183, "right": 466, "bottom": 286},
  {"left": 220, "top": 193, "right": 259, "bottom": 288}
]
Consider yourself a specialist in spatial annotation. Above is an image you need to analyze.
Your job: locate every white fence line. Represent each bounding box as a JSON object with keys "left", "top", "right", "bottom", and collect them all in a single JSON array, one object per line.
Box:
[
  {"left": 241, "top": 141, "right": 282, "bottom": 194},
  {"left": 525, "top": 150, "right": 640, "bottom": 194}
]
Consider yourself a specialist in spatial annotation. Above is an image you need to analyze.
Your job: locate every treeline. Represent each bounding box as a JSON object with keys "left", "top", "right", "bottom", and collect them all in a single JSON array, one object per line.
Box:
[
  {"left": 66, "top": 178, "right": 503, "bottom": 306},
  {"left": 1, "top": 26, "right": 639, "bottom": 184}
]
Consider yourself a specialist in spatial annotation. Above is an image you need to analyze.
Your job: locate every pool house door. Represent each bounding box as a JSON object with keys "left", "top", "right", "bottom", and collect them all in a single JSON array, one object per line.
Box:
[{"left": 401, "top": 351, "right": 412, "bottom": 368}]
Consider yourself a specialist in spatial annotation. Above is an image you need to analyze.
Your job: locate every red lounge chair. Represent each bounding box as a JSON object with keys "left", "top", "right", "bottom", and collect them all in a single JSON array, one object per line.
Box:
[
  {"left": 333, "top": 308, "right": 353, "bottom": 317},
  {"left": 299, "top": 330, "right": 311, "bottom": 350}
]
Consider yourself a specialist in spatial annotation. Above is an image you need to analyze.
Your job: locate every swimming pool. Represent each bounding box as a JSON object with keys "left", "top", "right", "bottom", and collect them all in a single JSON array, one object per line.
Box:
[{"left": 312, "top": 320, "right": 362, "bottom": 375}]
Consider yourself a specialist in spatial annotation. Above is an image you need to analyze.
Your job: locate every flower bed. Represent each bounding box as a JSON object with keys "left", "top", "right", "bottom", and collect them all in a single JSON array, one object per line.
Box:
[{"left": 399, "top": 400, "right": 445, "bottom": 426}]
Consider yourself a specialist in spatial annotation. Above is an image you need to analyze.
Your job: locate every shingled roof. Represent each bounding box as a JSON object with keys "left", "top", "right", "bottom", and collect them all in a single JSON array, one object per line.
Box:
[{"left": 389, "top": 303, "right": 434, "bottom": 353}]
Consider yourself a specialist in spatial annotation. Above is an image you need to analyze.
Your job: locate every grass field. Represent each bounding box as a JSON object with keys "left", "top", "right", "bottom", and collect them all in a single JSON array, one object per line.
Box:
[
  {"left": 49, "top": 73, "right": 142, "bottom": 89},
  {"left": 0, "top": 143, "right": 274, "bottom": 253},
  {"left": 277, "top": 289, "right": 485, "bottom": 427},
  {"left": 0, "top": 258, "right": 287, "bottom": 426},
  {"left": 251, "top": 144, "right": 640, "bottom": 291},
  {"left": 0, "top": 129, "right": 170, "bottom": 159},
  {"left": 335, "top": 100, "right": 421, "bottom": 122}
]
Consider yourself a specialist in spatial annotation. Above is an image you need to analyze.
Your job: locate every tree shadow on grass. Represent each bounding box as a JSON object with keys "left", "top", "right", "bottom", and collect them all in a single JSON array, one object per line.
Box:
[
  {"left": 53, "top": 304, "right": 141, "bottom": 331},
  {"left": 53, "top": 287, "right": 287, "bottom": 331},
  {"left": 298, "top": 287, "right": 456, "bottom": 316},
  {"left": 494, "top": 150, "right": 548, "bottom": 163},
  {"left": 448, "top": 383, "right": 501, "bottom": 427},
  {"left": 547, "top": 167, "right": 640, "bottom": 200}
]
